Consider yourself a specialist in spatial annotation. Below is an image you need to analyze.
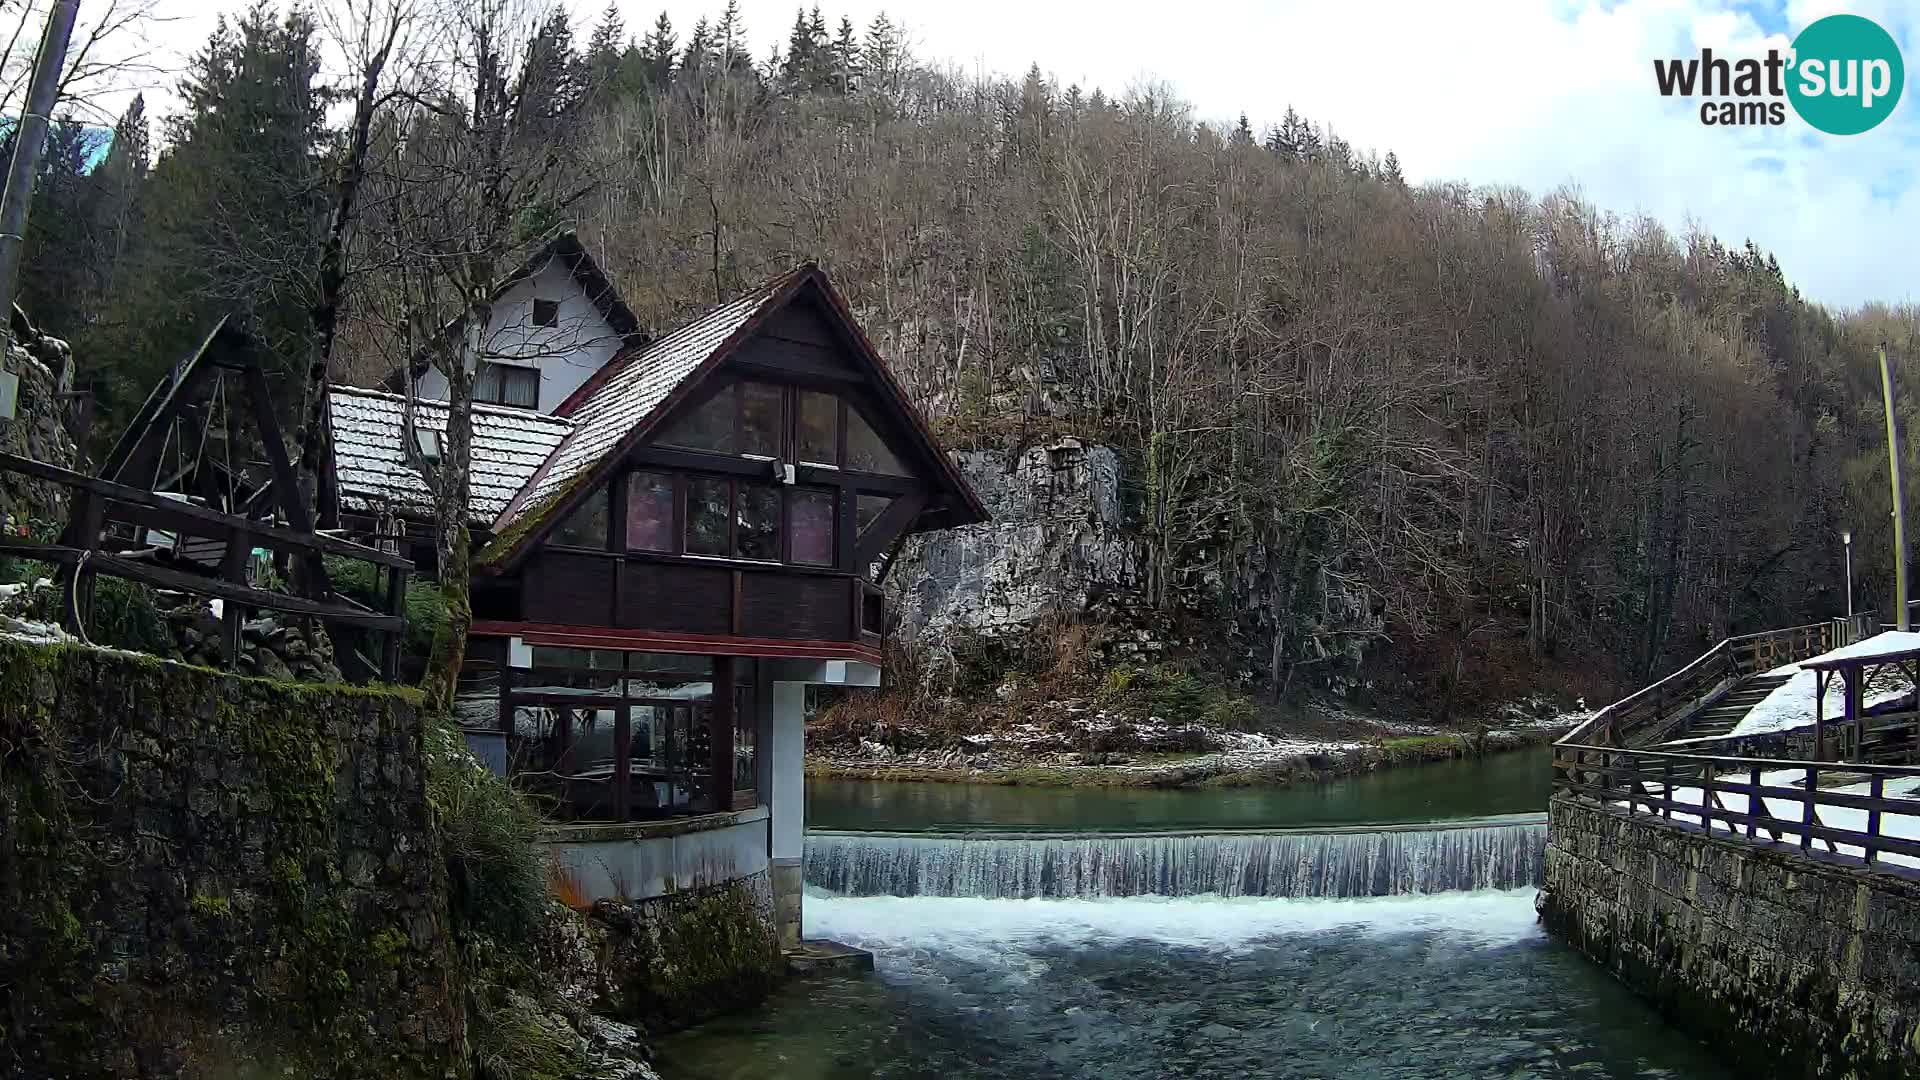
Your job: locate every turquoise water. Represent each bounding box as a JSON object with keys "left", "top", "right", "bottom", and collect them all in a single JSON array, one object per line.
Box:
[
  {"left": 658, "top": 751, "right": 1725, "bottom": 1079},
  {"left": 807, "top": 747, "right": 1554, "bottom": 832}
]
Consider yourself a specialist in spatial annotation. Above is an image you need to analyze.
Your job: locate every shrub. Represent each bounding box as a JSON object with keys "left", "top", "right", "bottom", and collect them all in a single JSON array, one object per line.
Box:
[
  {"left": 326, "top": 556, "right": 447, "bottom": 678},
  {"left": 425, "top": 718, "right": 547, "bottom": 947}
]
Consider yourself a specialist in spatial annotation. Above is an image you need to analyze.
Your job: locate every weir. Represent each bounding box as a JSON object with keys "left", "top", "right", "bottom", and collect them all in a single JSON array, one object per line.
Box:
[{"left": 804, "top": 814, "right": 1546, "bottom": 899}]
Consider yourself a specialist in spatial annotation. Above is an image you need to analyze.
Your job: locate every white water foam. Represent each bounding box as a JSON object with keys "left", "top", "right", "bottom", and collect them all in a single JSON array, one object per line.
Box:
[{"left": 804, "top": 887, "right": 1544, "bottom": 960}]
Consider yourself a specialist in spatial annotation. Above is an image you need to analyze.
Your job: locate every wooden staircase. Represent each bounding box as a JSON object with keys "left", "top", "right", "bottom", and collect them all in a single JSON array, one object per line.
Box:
[{"left": 1671, "top": 670, "right": 1796, "bottom": 741}]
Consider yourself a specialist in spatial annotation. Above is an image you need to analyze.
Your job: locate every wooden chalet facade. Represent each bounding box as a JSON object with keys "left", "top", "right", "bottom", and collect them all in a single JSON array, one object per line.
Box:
[{"left": 324, "top": 237, "right": 985, "bottom": 882}]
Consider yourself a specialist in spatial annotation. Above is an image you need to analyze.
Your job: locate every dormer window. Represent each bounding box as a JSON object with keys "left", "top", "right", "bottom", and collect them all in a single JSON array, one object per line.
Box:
[
  {"left": 532, "top": 298, "right": 560, "bottom": 327},
  {"left": 475, "top": 362, "right": 539, "bottom": 409}
]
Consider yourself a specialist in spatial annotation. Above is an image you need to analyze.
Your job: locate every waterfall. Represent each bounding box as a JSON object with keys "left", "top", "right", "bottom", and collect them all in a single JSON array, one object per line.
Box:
[{"left": 804, "top": 816, "right": 1546, "bottom": 899}]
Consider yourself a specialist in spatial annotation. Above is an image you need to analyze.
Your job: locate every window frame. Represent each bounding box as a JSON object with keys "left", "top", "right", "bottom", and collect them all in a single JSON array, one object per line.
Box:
[
  {"left": 474, "top": 360, "right": 541, "bottom": 409},
  {"left": 531, "top": 298, "right": 561, "bottom": 328}
]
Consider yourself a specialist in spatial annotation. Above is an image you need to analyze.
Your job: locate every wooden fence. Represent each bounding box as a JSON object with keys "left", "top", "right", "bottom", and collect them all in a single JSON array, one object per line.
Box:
[
  {"left": 1556, "top": 612, "right": 1879, "bottom": 749},
  {"left": 1552, "top": 743, "right": 1920, "bottom": 867},
  {"left": 0, "top": 449, "right": 411, "bottom": 679}
]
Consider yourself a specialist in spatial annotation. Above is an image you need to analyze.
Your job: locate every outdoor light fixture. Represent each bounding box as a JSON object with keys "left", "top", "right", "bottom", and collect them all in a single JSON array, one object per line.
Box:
[{"left": 1843, "top": 529, "right": 1855, "bottom": 619}]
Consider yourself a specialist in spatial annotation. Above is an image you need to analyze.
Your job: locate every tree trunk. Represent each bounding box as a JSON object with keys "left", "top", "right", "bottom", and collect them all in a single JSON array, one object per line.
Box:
[
  {"left": 420, "top": 294, "right": 486, "bottom": 714},
  {"left": 299, "top": 19, "right": 401, "bottom": 527}
]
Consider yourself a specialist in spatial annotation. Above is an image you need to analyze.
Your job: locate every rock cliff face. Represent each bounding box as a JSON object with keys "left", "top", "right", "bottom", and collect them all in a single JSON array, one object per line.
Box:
[
  {"left": 891, "top": 438, "right": 1141, "bottom": 642},
  {"left": 0, "top": 336, "right": 78, "bottom": 530}
]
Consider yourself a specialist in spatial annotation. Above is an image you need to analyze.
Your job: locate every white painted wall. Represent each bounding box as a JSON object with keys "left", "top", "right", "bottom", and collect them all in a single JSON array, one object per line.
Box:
[
  {"left": 548, "top": 808, "right": 771, "bottom": 901},
  {"left": 412, "top": 260, "right": 626, "bottom": 414},
  {"left": 768, "top": 681, "right": 807, "bottom": 864}
]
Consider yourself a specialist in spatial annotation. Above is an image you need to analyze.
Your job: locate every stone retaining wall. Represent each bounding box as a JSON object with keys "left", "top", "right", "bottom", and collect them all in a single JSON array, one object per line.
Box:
[
  {"left": 0, "top": 636, "right": 462, "bottom": 1078},
  {"left": 1541, "top": 797, "right": 1920, "bottom": 1079}
]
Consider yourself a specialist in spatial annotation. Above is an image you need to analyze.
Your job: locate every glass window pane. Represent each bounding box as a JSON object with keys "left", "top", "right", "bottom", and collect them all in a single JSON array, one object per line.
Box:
[
  {"left": 792, "top": 489, "right": 835, "bottom": 566},
  {"left": 552, "top": 488, "right": 608, "bottom": 548},
  {"left": 530, "top": 647, "right": 591, "bottom": 669},
  {"left": 687, "top": 477, "right": 730, "bottom": 555},
  {"left": 846, "top": 407, "right": 909, "bottom": 475},
  {"left": 856, "top": 493, "right": 893, "bottom": 537},
  {"left": 658, "top": 386, "right": 736, "bottom": 454},
  {"left": 626, "top": 471, "right": 675, "bottom": 552},
  {"left": 626, "top": 653, "right": 714, "bottom": 676},
  {"left": 737, "top": 483, "right": 782, "bottom": 560},
  {"left": 504, "top": 367, "right": 540, "bottom": 408},
  {"left": 798, "top": 391, "right": 838, "bottom": 465},
  {"left": 740, "top": 383, "right": 783, "bottom": 457}
]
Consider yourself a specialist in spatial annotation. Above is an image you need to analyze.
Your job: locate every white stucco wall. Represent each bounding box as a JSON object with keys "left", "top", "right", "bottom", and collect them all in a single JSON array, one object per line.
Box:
[
  {"left": 413, "top": 261, "right": 626, "bottom": 413},
  {"left": 547, "top": 807, "right": 771, "bottom": 902}
]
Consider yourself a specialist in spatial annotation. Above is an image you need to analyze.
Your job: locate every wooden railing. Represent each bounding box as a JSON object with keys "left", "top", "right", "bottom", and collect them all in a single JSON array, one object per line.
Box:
[
  {"left": 1552, "top": 743, "right": 1920, "bottom": 867},
  {"left": 0, "top": 450, "right": 411, "bottom": 679},
  {"left": 1557, "top": 612, "right": 1879, "bottom": 749}
]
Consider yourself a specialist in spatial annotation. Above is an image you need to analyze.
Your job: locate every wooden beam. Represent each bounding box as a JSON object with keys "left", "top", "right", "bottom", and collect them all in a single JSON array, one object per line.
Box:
[
  {"left": 98, "top": 318, "right": 232, "bottom": 487},
  {"left": 854, "top": 491, "right": 926, "bottom": 569},
  {"left": 0, "top": 451, "right": 410, "bottom": 568}
]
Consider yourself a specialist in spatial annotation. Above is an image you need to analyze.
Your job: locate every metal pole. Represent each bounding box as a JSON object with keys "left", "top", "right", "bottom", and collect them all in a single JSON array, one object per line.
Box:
[
  {"left": 1882, "top": 346, "right": 1910, "bottom": 631},
  {"left": 1844, "top": 530, "right": 1854, "bottom": 619},
  {"left": 0, "top": 0, "right": 81, "bottom": 327}
]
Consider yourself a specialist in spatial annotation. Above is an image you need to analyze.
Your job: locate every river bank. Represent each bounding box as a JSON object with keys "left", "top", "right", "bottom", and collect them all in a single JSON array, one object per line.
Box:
[{"left": 806, "top": 713, "right": 1575, "bottom": 790}]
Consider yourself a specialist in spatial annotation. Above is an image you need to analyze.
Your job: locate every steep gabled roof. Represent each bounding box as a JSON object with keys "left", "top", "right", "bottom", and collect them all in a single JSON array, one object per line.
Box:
[
  {"left": 380, "top": 229, "right": 642, "bottom": 388},
  {"left": 478, "top": 264, "right": 989, "bottom": 571},
  {"left": 329, "top": 386, "right": 574, "bottom": 523}
]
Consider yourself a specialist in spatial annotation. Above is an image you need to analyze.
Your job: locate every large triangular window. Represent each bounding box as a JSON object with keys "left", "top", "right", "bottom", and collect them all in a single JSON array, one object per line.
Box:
[{"left": 845, "top": 407, "right": 909, "bottom": 477}]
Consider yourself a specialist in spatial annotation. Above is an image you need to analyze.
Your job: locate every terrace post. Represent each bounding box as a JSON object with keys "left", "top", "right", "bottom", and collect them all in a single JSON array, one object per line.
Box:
[{"left": 767, "top": 679, "right": 806, "bottom": 950}]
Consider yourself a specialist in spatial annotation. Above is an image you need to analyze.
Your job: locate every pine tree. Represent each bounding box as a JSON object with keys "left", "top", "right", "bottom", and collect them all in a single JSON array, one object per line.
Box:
[
  {"left": 518, "top": 10, "right": 587, "bottom": 122},
  {"left": 586, "top": 1, "right": 627, "bottom": 96},
  {"left": 95, "top": 4, "right": 327, "bottom": 427},
  {"left": 680, "top": 17, "right": 712, "bottom": 84},
  {"left": 717, "top": 0, "right": 749, "bottom": 74},
  {"left": 1262, "top": 124, "right": 1285, "bottom": 155},
  {"left": 833, "top": 16, "right": 860, "bottom": 94},
  {"left": 863, "top": 12, "right": 903, "bottom": 96},
  {"left": 1232, "top": 112, "right": 1254, "bottom": 147},
  {"left": 641, "top": 12, "right": 677, "bottom": 88},
  {"left": 780, "top": 7, "right": 821, "bottom": 91},
  {"left": 1382, "top": 150, "right": 1405, "bottom": 186}
]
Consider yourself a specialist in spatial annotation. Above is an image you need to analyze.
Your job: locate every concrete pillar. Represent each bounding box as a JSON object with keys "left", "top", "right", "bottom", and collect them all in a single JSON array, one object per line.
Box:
[{"left": 768, "top": 679, "right": 805, "bottom": 949}]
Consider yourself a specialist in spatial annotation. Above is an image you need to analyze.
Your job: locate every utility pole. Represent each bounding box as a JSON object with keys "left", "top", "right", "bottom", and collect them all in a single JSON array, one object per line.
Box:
[
  {"left": 0, "top": 0, "right": 82, "bottom": 332},
  {"left": 1881, "top": 344, "right": 1909, "bottom": 631}
]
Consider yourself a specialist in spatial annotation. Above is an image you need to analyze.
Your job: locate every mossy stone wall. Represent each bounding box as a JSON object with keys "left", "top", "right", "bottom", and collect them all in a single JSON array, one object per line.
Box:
[
  {"left": 1542, "top": 797, "right": 1920, "bottom": 1080},
  {"left": 592, "top": 872, "right": 785, "bottom": 1034},
  {"left": 0, "top": 637, "right": 465, "bottom": 1078}
]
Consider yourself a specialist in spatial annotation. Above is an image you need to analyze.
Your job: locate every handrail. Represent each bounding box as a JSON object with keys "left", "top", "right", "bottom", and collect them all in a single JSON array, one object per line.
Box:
[
  {"left": 1552, "top": 741, "right": 1920, "bottom": 868},
  {"left": 1557, "top": 614, "right": 1877, "bottom": 750}
]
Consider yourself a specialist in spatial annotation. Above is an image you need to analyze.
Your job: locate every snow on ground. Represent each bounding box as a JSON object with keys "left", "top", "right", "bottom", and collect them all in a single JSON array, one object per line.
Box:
[
  {"left": 1735, "top": 634, "right": 1912, "bottom": 734},
  {"left": 0, "top": 616, "right": 74, "bottom": 645},
  {"left": 1635, "top": 769, "right": 1920, "bottom": 868}
]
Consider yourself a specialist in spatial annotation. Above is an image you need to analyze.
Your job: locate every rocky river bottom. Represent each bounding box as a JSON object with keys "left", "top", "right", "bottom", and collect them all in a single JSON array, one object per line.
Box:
[{"left": 655, "top": 889, "right": 1730, "bottom": 1080}]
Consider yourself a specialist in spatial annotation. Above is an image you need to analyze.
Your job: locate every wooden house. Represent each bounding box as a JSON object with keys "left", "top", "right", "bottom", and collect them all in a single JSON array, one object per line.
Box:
[{"left": 324, "top": 234, "right": 985, "bottom": 941}]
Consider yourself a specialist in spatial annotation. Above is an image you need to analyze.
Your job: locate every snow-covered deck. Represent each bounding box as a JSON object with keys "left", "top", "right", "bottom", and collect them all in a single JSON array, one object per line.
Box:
[{"left": 1621, "top": 767, "right": 1920, "bottom": 869}]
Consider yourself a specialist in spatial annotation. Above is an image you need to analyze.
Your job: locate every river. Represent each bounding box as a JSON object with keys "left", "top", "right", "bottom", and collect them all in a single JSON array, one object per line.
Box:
[{"left": 656, "top": 750, "right": 1728, "bottom": 1079}]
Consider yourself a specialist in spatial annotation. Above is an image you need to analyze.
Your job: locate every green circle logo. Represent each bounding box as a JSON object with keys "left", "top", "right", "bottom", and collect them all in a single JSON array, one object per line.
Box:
[{"left": 1788, "top": 14, "right": 1904, "bottom": 135}]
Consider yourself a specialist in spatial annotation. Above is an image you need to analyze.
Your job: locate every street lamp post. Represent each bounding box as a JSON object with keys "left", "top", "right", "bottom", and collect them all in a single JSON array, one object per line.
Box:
[{"left": 1843, "top": 529, "right": 1854, "bottom": 620}]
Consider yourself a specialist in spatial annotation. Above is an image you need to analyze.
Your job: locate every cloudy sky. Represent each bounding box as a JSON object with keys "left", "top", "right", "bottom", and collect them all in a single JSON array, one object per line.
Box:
[{"left": 119, "top": 0, "right": 1920, "bottom": 309}]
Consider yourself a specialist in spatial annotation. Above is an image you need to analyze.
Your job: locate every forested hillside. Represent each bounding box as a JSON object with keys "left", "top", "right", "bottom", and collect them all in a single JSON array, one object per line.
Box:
[{"left": 11, "top": 0, "right": 1919, "bottom": 714}]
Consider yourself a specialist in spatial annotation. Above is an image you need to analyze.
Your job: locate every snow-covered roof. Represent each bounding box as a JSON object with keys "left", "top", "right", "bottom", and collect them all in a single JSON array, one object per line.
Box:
[
  {"left": 1800, "top": 630, "right": 1920, "bottom": 670},
  {"left": 328, "top": 386, "right": 575, "bottom": 522},
  {"left": 487, "top": 267, "right": 807, "bottom": 536}
]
